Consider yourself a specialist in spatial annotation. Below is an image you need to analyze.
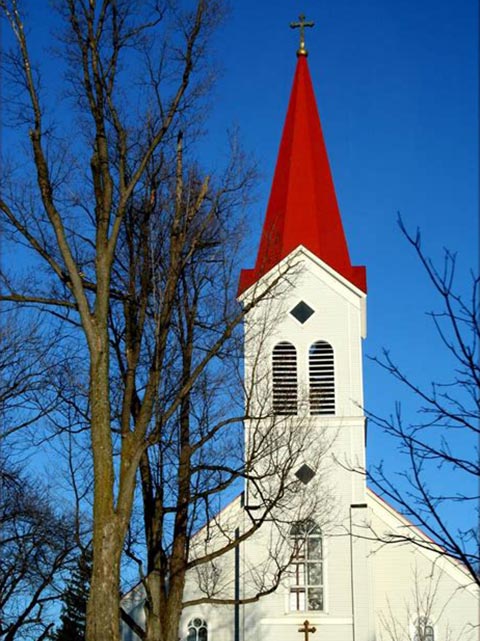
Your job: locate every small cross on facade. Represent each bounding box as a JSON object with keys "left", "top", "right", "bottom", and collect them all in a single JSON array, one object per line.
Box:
[
  {"left": 290, "top": 14, "right": 315, "bottom": 56},
  {"left": 298, "top": 619, "right": 317, "bottom": 641}
]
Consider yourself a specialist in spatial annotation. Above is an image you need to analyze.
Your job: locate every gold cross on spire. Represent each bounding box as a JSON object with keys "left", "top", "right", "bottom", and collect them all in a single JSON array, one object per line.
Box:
[{"left": 290, "top": 14, "right": 315, "bottom": 57}]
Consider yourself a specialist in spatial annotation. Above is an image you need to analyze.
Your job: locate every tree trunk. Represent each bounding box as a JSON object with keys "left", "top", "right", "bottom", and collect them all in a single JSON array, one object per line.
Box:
[
  {"left": 85, "top": 344, "right": 123, "bottom": 641},
  {"left": 144, "top": 572, "right": 163, "bottom": 641},
  {"left": 143, "top": 567, "right": 186, "bottom": 641},
  {"left": 86, "top": 520, "right": 122, "bottom": 641}
]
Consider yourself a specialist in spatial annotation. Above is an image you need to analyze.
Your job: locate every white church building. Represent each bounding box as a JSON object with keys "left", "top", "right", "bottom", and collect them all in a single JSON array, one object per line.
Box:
[{"left": 122, "top": 22, "right": 479, "bottom": 641}]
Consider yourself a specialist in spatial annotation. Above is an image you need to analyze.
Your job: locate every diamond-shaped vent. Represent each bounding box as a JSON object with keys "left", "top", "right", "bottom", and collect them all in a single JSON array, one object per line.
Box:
[
  {"left": 290, "top": 301, "right": 315, "bottom": 324},
  {"left": 295, "top": 463, "right": 316, "bottom": 485}
]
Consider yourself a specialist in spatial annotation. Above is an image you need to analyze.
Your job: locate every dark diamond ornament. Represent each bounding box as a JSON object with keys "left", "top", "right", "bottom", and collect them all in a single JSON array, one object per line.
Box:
[
  {"left": 290, "top": 301, "right": 315, "bottom": 324},
  {"left": 295, "top": 463, "right": 316, "bottom": 485}
]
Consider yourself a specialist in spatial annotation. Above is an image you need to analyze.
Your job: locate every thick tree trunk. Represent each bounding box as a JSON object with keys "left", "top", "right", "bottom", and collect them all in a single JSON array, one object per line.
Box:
[
  {"left": 143, "top": 559, "right": 186, "bottom": 641},
  {"left": 162, "top": 587, "right": 186, "bottom": 641},
  {"left": 85, "top": 344, "right": 124, "bottom": 641},
  {"left": 144, "top": 572, "right": 163, "bottom": 641},
  {"left": 86, "top": 522, "right": 122, "bottom": 641}
]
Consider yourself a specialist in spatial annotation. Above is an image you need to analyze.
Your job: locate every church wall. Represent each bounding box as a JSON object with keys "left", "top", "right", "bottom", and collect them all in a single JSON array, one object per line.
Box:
[
  {"left": 243, "top": 253, "right": 365, "bottom": 418},
  {"left": 180, "top": 501, "right": 360, "bottom": 641},
  {"left": 369, "top": 493, "right": 479, "bottom": 641},
  {"left": 180, "top": 496, "right": 243, "bottom": 641},
  {"left": 235, "top": 556, "right": 359, "bottom": 641},
  {"left": 176, "top": 494, "right": 479, "bottom": 641},
  {"left": 121, "top": 241, "right": 479, "bottom": 641},
  {"left": 179, "top": 605, "right": 235, "bottom": 641},
  {"left": 242, "top": 253, "right": 367, "bottom": 502},
  {"left": 238, "top": 252, "right": 370, "bottom": 640}
]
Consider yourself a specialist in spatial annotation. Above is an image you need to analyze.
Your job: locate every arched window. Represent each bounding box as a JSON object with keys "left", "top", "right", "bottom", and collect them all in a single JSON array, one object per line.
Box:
[
  {"left": 187, "top": 618, "right": 207, "bottom": 641},
  {"left": 289, "top": 519, "right": 323, "bottom": 611},
  {"left": 413, "top": 618, "right": 434, "bottom": 641},
  {"left": 272, "top": 341, "right": 298, "bottom": 415},
  {"left": 309, "top": 341, "right": 335, "bottom": 415}
]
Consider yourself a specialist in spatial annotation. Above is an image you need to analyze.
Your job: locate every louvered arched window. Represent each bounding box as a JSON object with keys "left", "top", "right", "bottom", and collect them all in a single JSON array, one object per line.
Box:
[
  {"left": 309, "top": 341, "right": 335, "bottom": 415},
  {"left": 272, "top": 341, "right": 298, "bottom": 415}
]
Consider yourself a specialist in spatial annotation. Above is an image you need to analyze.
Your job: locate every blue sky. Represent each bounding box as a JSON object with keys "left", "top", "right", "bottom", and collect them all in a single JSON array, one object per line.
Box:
[
  {"left": 205, "top": 0, "right": 478, "bottom": 533},
  {"left": 206, "top": 2, "right": 478, "bottom": 421},
  {"left": 2, "top": 1, "right": 478, "bottom": 544},
  {"left": 4, "top": 0, "right": 477, "bottom": 400}
]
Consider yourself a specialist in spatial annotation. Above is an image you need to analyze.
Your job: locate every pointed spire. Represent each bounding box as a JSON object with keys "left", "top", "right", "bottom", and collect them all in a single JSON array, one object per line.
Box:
[{"left": 238, "top": 55, "right": 366, "bottom": 295}]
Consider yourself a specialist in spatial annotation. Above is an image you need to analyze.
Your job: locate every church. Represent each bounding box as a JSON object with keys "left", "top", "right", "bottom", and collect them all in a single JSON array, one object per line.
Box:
[{"left": 122, "top": 17, "right": 478, "bottom": 641}]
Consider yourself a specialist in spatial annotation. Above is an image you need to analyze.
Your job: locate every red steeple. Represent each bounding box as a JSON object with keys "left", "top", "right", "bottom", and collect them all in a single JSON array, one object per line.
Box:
[{"left": 238, "top": 55, "right": 366, "bottom": 295}]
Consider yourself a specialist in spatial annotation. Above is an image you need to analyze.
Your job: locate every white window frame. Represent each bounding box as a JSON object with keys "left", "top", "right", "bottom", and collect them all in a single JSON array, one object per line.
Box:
[
  {"left": 288, "top": 520, "right": 324, "bottom": 613},
  {"left": 412, "top": 617, "right": 435, "bottom": 641},
  {"left": 186, "top": 618, "right": 208, "bottom": 641}
]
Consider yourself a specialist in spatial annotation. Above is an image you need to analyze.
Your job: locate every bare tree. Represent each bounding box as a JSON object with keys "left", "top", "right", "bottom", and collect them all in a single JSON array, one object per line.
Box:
[
  {"left": 377, "top": 563, "right": 476, "bottom": 641},
  {"left": 0, "top": 458, "right": 76, "bottom": 641},
  {"left": 103, "top": 137, "right": 333, "bottom": 640},
  {"left": 368, "top": 217, "right": 479, "bottom": 586},
  {"left": 0, "top": 314, "right": 61, "bottom": 440},
  {"left": 0, "top": 3, "right": 316, "bottom": 640},
  {"left": 0, "top": 319, "right": 91, "bottom": 638},
  {"left": 0, "top": 1, "right": 240, "bottom": 638}
]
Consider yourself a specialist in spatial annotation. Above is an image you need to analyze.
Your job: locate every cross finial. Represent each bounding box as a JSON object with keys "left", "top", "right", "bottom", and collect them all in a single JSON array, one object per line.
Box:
[
  {"left": 290, "top": 14, "right": 315, "bottom": 57},
  {"left": 298, "top": 620, "right": 317, "bottom": 641}
]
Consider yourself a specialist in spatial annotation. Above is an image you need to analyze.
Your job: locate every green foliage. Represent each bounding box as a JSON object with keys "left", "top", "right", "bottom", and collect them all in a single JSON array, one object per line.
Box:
[{"left": 53, "top": 550, "right": 92, "bottom": 641}]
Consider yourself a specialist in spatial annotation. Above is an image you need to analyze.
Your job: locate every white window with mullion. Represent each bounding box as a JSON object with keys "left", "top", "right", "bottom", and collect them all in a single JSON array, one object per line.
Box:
[{"left": 289, "top": 519, "right": 323, "bottom": 612}]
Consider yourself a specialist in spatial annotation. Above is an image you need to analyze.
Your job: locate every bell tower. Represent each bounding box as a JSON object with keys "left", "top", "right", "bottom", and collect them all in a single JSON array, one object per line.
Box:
[{"left": 238, "top": 18, "right": 373, "bottom": 640}]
